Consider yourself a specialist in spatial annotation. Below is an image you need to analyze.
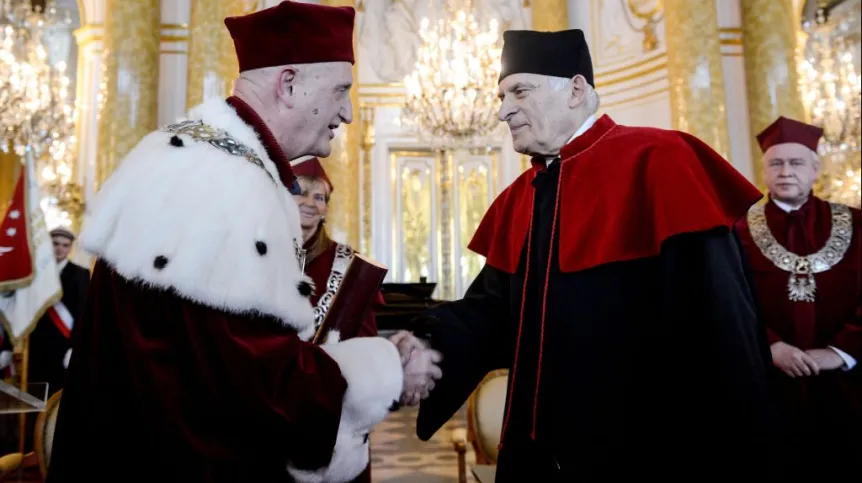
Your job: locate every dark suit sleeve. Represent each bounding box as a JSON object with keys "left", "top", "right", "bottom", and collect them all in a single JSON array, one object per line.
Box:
[
  {"left": 657, "top": 227, "right": 773, "bottom": 476},
  {"left": 415, "top": 264, "right": 511, "bottom": 441},
  {"left": 68, "top": 264, "right": 91, "bottom": 342}
]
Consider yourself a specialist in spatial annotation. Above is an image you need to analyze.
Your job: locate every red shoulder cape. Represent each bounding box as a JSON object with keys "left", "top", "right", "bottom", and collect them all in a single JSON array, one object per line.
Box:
[{"left": 469, "top": 115, "right": 763, "bottom": 273}]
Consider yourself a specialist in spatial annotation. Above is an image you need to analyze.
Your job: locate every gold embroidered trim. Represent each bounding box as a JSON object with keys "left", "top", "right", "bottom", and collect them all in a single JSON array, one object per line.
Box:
[{"left": 747, "top": 202, "right": 852, "bottom": 302}]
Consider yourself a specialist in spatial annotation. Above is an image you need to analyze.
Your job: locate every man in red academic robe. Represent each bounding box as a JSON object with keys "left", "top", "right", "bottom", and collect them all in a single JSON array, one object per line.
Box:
[
  {"left": 735, "top": 116, "right": 861, "bottom": 480},
  {"left": 47, "top": 3, "right": 440, "bottom": 483},
  {"left": 394, "top": 29, "right": 774, "bottom": 481}
]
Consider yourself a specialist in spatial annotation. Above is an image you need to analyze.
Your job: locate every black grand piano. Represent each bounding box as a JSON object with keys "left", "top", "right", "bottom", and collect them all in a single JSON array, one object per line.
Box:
[{"left": 374, "top": 280, "right": 442, "bottom": 332}]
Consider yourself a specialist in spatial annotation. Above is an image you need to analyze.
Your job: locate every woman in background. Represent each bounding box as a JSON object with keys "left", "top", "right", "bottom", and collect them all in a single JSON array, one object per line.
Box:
[{"left": 290, "top": 156, "right": 384, "bottom": 483}]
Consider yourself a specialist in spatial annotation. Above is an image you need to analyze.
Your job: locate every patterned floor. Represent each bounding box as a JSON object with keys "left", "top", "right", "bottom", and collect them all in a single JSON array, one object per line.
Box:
[{"left": 370, "top": 405, "right": 476, "bottom": 483}]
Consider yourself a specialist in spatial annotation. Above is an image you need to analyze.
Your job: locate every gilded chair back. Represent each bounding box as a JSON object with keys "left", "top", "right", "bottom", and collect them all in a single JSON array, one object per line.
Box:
[
  {"left": 34, "top": 390, "right": 62, "bottom": 478},
  {"left": 467, "top": 370, "right": 508, "bottom": 464}
]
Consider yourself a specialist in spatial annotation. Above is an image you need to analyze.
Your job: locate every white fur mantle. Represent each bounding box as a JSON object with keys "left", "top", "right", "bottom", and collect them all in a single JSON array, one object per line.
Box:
[{"left": 80, "top": 98, "right": 315, "bottom": 333}]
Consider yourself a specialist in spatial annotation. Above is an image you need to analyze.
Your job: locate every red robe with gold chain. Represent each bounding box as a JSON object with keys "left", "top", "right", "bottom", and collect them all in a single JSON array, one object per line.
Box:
[
  {"left": 735, "top": 195, "right": 862, "bottom": 478},
  {"left": 303, "top": 231, "right": 382, "bottom": 340},
  {"left": 303, "top": 230, "right": 383, "bottom": 483}
]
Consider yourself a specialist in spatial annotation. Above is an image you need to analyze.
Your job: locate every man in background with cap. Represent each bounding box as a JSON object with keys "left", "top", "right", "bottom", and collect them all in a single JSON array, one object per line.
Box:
[
  {"left": 26, "top": 227, "right": 89, "bottom": 397},
  {"left": 14, "top": 227, "right": 89, "bottom": 452},
  {"left": 48, "top": 3, "right": 439, "bottom": 482},
  {"left": 402, "top": 29, "right": 774, "bottom": 481},
  {"left": 735, "top": 116, "right": 861, "bottom": 480}
]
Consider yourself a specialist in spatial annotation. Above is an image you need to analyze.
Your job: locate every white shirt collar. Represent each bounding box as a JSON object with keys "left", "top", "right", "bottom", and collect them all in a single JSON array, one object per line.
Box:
[
  {"left": 58, "top": 258, "right": 68, "bottom": 272},
  {"left": 772, "top": 198, "right": 807, "bottom": 213},
  {"left": 546, "top": 115, "right": 598, "bottom": 167}
]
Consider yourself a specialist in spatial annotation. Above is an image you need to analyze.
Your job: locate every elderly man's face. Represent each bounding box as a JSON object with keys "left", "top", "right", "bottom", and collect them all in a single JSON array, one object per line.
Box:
[
  {"left": 497, "top": 73, "right": 577, "bottom": 156},
  {"left": 763, "top": 142, "right": 820, "bottom": 205},
  {"left": 288, "top": 62, "right": 354, "bottom": 158}
]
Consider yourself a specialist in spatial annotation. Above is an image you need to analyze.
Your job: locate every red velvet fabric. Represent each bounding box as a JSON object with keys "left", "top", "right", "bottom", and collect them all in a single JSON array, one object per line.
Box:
[
  {"left": 303, "top": 233, "right": 380, "bottom": 338},
  {"left": 735, "top": 196, "right": 862, "bottom": 475},
  {"left": 226, "top": 96, "right": 298, "bottom": 191},
  {"left": 469, "top": 115, "right": 762, "bottom": 274},
  {"left": 48, "top": 260, "right": 349, "bottom": 483},
  {"left": 292, "top": 157, "right": 334, "bottom": 192},
  {"left": 0, "top": 170, "right": 33, "bottom": 287},
  {"left": 225, "top": 1, "right": 355, "bottom": 72},
  {"left": 756, "top": 116, "right": 823, "bottom": 153},
  {"left": 735, "top": 197, "right": 862, "bottom": 359}
]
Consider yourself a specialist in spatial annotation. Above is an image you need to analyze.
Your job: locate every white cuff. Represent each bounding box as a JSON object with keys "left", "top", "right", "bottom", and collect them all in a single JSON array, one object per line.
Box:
[
  {"left": 288, "top": 337, "right": 402, "bottom": 483},
  {"left": 63, "top": 348, "right": 72, "bottom": 369},
  {"left": 829, "top": 346, "right": 857, "bottom": 371},
  {"left": 0, "top": 350, "right": 12, "bottom": 370}
]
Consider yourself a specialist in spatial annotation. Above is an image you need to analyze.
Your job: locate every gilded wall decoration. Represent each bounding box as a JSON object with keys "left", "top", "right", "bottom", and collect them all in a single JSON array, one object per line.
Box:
[
  {"left": 357, "top": 0, "right": 527, "bottom": 84},
  {"left": 96, "top": 0, "right": 160, "bottom": 188},
  {"left": 391, "top": 151, "right": 438, "bottom": 288},
  {"left": 591, "top": 0, "right": 666, "bottom": 69},
  {"left": 664, "top": 0, "right": 731, "bottom": 160},
  {"left": 741, "top": 0, "right": 807, "bottom": 188},
  {"left": 186, "top": 0, "right": 256, "bottom": 109}
]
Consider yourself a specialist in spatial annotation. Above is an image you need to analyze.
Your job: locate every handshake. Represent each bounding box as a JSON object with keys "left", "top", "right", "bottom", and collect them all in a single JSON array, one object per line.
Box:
[{"left": 389, "top": 330, "right": 443, "bottom": 407}]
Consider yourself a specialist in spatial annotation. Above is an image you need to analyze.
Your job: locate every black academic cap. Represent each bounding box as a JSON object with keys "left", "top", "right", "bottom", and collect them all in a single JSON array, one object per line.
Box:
[{"left": 498, "top": 29, "right": 594, "bottom": 87}]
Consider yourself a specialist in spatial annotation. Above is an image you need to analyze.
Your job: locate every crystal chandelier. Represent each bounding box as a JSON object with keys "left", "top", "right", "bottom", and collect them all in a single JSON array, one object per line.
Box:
[
  {"left": 401, "top": 0, "right": 504, "bottom": 148},
  {"left": 0, "top": 0, "right": 80, "bottom": 228},
  {"left": 799, "top": 0, "right": 861, "bottom": 207}
]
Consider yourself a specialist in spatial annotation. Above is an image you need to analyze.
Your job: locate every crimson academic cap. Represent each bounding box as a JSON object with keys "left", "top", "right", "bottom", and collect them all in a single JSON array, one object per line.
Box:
[
  {"left": 756, "top": 116, "right": 823, "bottom": 153},
  {"left": 224, "top": 1, "right": 355, "bottom": 73},
  {"left": 291, "top": 157, "right": 333, "bottom": 192},
  {"left": 499, "top": 29, "right": 594, "bottom": 87}
]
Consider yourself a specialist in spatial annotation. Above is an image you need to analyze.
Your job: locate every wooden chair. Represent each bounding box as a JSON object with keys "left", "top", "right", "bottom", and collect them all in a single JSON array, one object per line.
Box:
[
  {"left": 451, "top": 370, "right": 508, "bottom": 483},
  {"left": 34, "top": 390, "right": 62, "bottom": 479},
  {"left": 0, "top": 390, "right": 62, "bottom": 481}
]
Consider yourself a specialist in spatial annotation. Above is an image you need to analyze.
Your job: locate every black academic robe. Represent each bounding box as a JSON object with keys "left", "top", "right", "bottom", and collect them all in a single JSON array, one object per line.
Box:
[
  {"left": 415, "top": 116, "right": 775, "bottom": 482},
  {"left": 28, "top": 261, "right": 90, "bottom": 395}
]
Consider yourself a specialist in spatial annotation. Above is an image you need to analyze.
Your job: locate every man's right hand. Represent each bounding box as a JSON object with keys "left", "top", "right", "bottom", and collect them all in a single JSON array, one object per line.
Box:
[
  {"left": 771, "top": 341, "right": 820, "bottom": 377},
  {"left": 388, "top": 331, "right": 442, "bottom": 406}
]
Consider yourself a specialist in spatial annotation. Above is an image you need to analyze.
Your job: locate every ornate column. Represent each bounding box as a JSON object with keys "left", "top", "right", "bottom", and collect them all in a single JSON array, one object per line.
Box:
[
  {"left": 717, "top": 1, "right": 754, "bottom": 180},
  {"left": 186, "top": 0, "right": 253, "bottom": 109},
  {"left": 740, "top": 0, "right": 806, "bottom": 187},
  {"left": 531, "top": 0, "right": 569, "bottom": 31},
  {"left": 73, "top": 1, "right": 105, "bottom": 234},
  {"left": 159, "top": 0, "right": 191, "bottom": 125},
  {"left": 664, "top": 0, "right": 731, "bottom": 159},
  {"left": 320, "top": 0, "right": 359, "bottom": 248},
  {"left": 359, "top": 106, "right": 375, "bottom": 255},
  {"left": 96, "top": 0, "right": 160, "bottom": 188}
]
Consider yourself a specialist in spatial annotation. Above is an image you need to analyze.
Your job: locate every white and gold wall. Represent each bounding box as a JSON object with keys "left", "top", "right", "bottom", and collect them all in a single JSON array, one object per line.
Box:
[{"left": 0, "top": 0, "right": 810, "bottom": 297}]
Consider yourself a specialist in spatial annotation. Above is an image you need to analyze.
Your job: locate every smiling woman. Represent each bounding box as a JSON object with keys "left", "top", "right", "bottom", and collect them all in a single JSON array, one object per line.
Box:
[{"left": 290, "top": 155, "right": 383, "bottom": 483}]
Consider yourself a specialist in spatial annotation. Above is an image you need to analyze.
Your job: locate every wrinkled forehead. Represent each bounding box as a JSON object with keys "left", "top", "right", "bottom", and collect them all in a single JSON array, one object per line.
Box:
[
  {"left": 763, "top": 142, "right": 816, "bottom": 161},
  {"left": 498, "top": 72, "right": 550, "bottom": 94},
  {"left": 301, "top": 61, "right": 353, "bottom": 86}
]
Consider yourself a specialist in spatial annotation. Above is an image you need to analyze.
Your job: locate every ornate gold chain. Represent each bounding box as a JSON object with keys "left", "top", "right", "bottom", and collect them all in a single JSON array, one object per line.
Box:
[
  {"left": 160, "top": 119, "right": 275, "bottom": 184},
  {"left": 747, "top": 202, "right": 853, "bottom": 302}
]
